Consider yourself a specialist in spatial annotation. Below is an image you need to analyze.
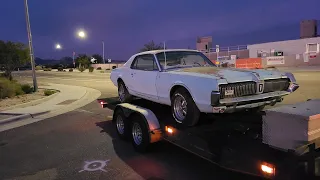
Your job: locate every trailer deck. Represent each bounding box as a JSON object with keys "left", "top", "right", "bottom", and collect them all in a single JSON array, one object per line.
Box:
[{"left": 105, "top": 99, "right": 320, "bottom": 179}]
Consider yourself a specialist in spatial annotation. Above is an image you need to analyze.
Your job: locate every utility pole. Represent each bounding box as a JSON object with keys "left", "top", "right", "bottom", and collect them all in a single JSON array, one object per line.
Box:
[
  {"left": 24, "top": 0, "right": 38, "bottom": 91},
  {"left": 102, "top": 41, "right": 105, "bottom": 64}
]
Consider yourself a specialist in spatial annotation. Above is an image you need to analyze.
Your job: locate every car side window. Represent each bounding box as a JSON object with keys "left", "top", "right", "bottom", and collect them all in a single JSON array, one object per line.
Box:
[{"left": 131, "top": 54, "right": 158, "bottom": 71}]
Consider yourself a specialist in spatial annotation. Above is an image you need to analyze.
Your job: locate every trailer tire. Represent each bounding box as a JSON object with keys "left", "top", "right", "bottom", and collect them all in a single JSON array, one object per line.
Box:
[
  {"left": 113, "top": 108, "right": 130, "bottom": 140},
  {"left": 130, "top": 115, "right": 150, "bottom": 153},
  {"left": 171, "top": 87, "right": 200, "bottom": 126}
]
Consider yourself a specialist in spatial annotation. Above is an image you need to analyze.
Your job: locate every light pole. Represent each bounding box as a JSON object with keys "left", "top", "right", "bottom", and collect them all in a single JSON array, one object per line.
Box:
[
  {"left": 24, "top": 0, "right": 38, "bottom": 92},
  {"left": 102, "top": 41, "right": 105, "bottom": 64}
]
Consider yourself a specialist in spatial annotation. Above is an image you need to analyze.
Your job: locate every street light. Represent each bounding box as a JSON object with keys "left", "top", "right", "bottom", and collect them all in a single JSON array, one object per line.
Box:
[
  {"left": 24, "top": 0, "right": 38, "bottom": 92},
  {"left": 78, "top": 30, "right": 86, "bottom": 38},
  {"left": 102, "top": 41, "right": 105, "bottom": 64},
  {"left": 55, "top": 44, "right": 62, "bottom": 49}
]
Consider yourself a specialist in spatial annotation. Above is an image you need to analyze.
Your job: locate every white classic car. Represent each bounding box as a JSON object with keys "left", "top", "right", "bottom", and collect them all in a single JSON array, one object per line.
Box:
[{"left": 110, "top": 49, "right": 299, "bottom": 126}]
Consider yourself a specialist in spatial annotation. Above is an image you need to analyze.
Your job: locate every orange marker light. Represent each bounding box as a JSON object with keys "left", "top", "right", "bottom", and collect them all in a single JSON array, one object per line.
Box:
[
  {"left": 165, "top": 126, "right": 174, "bottom": 134},
  {"left": 261, "top": 163, "right": 275, "bottom": 175}
]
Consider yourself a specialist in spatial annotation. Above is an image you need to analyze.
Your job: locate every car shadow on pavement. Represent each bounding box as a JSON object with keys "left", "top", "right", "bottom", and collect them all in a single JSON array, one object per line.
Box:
[{"left": 95, "top": 112, "right": 263, "bottom": 180}]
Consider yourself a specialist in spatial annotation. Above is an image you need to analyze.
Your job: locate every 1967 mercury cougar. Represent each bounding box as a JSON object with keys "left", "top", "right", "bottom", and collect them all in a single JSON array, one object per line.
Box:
[{"left": 110, "top": 49, "right": 299, "bottom": 126}]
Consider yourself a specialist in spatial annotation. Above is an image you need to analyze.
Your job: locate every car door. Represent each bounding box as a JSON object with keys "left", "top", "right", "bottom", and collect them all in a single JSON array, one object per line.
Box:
[{"left": 130, "top": 54, "right": 160, "bottom": 100}]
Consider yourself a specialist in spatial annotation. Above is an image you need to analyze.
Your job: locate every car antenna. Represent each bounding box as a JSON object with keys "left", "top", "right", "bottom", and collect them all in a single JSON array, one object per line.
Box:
[{"left": 164, "top": 41, "right": 167, "bottom": 70}]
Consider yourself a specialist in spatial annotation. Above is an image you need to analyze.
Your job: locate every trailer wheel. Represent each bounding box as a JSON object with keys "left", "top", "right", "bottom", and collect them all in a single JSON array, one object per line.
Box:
[
  {"left": 130, "top": 115, "right": 150, "bottom": 153},
  {"left": 171, "top": 87, "right": 200, "bottom": 126},
  {"left": 113, "top": 108, "right": 130, "bottom": 140}
]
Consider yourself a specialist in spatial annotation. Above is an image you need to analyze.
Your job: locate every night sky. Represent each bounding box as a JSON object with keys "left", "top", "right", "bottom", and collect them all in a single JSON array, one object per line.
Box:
[{"left": 0, "top": 0, "right": 319, "bottom": 61}]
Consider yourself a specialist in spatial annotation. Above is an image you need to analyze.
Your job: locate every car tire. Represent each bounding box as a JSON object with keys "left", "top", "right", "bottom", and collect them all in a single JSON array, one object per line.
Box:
[
  {"left": 171, "top": 87, "right": 200, "bottom": 126},
  {"left": 118, "top": 80, "right": 133, "bottom": 103},
  {"left": 113, "top": 108, "right": 130, "bottom": 140},
  {"left": 131, "top": 114, "right": 150, "bottom": 153}
]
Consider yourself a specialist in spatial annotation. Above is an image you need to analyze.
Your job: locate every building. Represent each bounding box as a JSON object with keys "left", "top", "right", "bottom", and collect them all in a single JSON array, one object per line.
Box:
[
  {"left": 196, "top": 36, "right": 212, "bottom": 51},
  {"left": 247, "top": 37, "right": 320, "bottom": 58},
  {"left": 300, "top": 20, "right": 318, "bottom": 39},
  {"left": 196, "top": 19, "right": 320, "bottom": 68}
]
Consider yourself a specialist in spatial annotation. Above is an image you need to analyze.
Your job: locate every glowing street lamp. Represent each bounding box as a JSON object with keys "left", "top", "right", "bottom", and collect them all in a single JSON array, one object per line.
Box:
[
  {"left": 78, "top": 31, "right": 86, "bottom": 38},
  {"left": 55, "top": 44, "right": 62, "bottom": 49}
]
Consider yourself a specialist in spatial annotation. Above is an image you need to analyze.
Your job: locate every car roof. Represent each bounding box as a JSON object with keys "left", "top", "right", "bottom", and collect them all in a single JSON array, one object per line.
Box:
[{"left": 136, "top": 49, "right": 200, "bottom": 56}]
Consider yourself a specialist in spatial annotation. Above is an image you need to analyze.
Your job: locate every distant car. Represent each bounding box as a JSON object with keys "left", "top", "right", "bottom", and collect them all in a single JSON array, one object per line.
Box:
[{"left": 110, "top": 49, "right": 299, "bottom": 126}]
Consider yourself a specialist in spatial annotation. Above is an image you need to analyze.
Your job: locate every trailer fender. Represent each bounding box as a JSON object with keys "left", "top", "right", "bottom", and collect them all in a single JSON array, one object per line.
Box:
[{"left": 113, "top": 103, "right": 162, "bottom": 143}]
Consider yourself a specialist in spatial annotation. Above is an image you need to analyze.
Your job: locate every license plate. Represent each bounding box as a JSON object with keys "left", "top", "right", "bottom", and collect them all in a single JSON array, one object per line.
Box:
[{"left": 225, "top": 89, "right": 234, "bottom": 96}]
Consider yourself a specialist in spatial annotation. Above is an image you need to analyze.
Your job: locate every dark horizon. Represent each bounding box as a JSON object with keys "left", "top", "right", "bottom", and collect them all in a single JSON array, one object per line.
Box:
[{"left": 1, "top": 0, "right": 319, "bottom": 60}]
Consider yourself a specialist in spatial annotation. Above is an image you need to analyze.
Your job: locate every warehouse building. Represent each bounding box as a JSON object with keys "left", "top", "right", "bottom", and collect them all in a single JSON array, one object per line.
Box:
[{"left": 196, "top": 19, "right": 320, "bottom": 68}]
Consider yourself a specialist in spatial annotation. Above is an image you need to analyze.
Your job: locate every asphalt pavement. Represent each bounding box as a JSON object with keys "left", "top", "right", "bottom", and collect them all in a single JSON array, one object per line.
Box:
[{"left": 2, "top": 69, "right": 320, "bottom": 180}]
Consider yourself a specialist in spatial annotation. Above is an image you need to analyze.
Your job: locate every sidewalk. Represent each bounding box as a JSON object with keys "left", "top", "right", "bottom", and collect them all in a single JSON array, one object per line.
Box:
[{"left": 0, "top": 83, "right": 101, "bottom": 132}]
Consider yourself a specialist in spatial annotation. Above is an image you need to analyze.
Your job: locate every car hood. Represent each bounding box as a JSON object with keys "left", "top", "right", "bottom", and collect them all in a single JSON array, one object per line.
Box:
[{"left": 168, "top": 67, "right": 286, "bottom": 83}]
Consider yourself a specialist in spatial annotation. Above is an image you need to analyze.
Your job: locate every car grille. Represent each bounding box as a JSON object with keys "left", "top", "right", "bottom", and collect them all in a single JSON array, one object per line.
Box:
[
  {"left": 219, "top": 82, "right": 257, "bottom": 99},
  {"left": 263, "top": 78, "right": 290, "bottom": 93}
]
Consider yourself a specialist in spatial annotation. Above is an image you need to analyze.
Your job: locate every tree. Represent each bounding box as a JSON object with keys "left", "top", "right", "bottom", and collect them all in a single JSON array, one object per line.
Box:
[
  {"left": 91, "top": 54, "right": 103, "bottom": 64},
  {"left": 139, "top": 40, "right": 163, "bottom": 52},
  {"left": 0, "top": 40, "right": 29, "bottom": 80},
  {"left": 76, "top": 55, "right": 89, "bottom": 69}
]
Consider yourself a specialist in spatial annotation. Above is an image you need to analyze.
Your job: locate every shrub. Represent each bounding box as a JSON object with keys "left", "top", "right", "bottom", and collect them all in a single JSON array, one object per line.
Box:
[
  {"left": 14, "top": 84, "right": 24, "bottom": 96},
  {"left": 100, "top": 70, "right": 105, "bottom": 73},
  {"left": 97, "top": 67, "right": 102, "bottom": 70},
  {"left": 0, "top": 78, "right": 25, "bottom": 99},
  {"left": 0, "top": 78, "right": 16, "bottom": 99},
  {"left": 106, "top": 68, "right": 110, "bottom": 70},
  {"left": 21, "top": 84, "right": 33, "bottom": 94},
  {"left": 44, "top": 89, "right": 56, "bottom": 96},
  {"left": 35, "top": 66, "right": 42, "bottom": 70},
  {"left": 69, "top": 68, "right": 73, "bottom": 72},
  {"left": 43, "top": 68, "right": 52, "bottom": 71},
  {"left": 89, "top": 67, "right": 94, "bottom": 72},
  {"left": 57, "top": 67, "right": 63, "bottom": 71},
  {"left": 112, "top": 66, "right": 116, "bottom": 69},
  {"left": 78, "top": 66, "right": 86, "bottom": 72}
]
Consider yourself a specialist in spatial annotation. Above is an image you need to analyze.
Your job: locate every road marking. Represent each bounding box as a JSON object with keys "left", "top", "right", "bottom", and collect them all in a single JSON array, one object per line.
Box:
[
  {"left": 79, "top": 160, "right": 110, "bottom": 173},
  {"left": 75, "top": 109, "right": 95, "bottom": 114}
]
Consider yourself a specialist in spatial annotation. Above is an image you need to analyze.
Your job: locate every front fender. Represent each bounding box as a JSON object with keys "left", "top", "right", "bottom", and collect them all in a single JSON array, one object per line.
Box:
[{"left": 169, "top": 76, "right": 219, "bottom": 111}]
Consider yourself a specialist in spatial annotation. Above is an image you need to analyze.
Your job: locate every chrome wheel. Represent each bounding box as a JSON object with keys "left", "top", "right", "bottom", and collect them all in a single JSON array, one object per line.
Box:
[
  {"left": 132, "top": 122, "right": 143, "bottom": 145},
  {"left": 118, "top": 83, "right": 125, "bottom": 102},
  {"left": 116, "top": 115, "right": 124, "bottom": 135},
  {"left": 173, "top": 94, "right": 187, "bottom": 123}
]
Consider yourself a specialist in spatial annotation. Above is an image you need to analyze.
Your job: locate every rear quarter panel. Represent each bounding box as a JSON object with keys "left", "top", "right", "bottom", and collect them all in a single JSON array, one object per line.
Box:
[{"left": 110, "top": 68, "right": 121, "bottom": 87}]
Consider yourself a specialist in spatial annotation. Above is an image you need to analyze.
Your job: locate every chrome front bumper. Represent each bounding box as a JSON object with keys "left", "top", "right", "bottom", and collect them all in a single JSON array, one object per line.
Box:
[{"left": 210, "top": 83, "right": 299, "bottom": 113}]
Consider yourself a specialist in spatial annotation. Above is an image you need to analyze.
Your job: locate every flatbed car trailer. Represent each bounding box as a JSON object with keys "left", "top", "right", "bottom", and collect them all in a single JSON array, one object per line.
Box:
[{"left": 101, "top": 99, "right": 320, "bottom": 180}]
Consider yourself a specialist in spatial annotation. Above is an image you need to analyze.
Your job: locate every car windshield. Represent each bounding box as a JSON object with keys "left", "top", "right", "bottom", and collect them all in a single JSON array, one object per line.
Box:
[{"left": 155, "top": 51, "right": 216, "bottom": 70}]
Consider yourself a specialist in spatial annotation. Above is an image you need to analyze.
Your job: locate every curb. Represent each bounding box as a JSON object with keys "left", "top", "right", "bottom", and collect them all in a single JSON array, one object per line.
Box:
[
  {"left": 0, "top": 111, "right": 50, "bottom": 125},
  {"left": 0, "top": 90, "right": 60, "bottom": 111}
]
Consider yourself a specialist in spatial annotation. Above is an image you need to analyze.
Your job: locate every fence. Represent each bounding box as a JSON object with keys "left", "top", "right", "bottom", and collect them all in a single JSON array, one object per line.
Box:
[
  {"left": 91, "top": 63, "right": 125, "bottom": 70},
  {"left": 198, "top": 45, "right": 248, "bottom": 53}
]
